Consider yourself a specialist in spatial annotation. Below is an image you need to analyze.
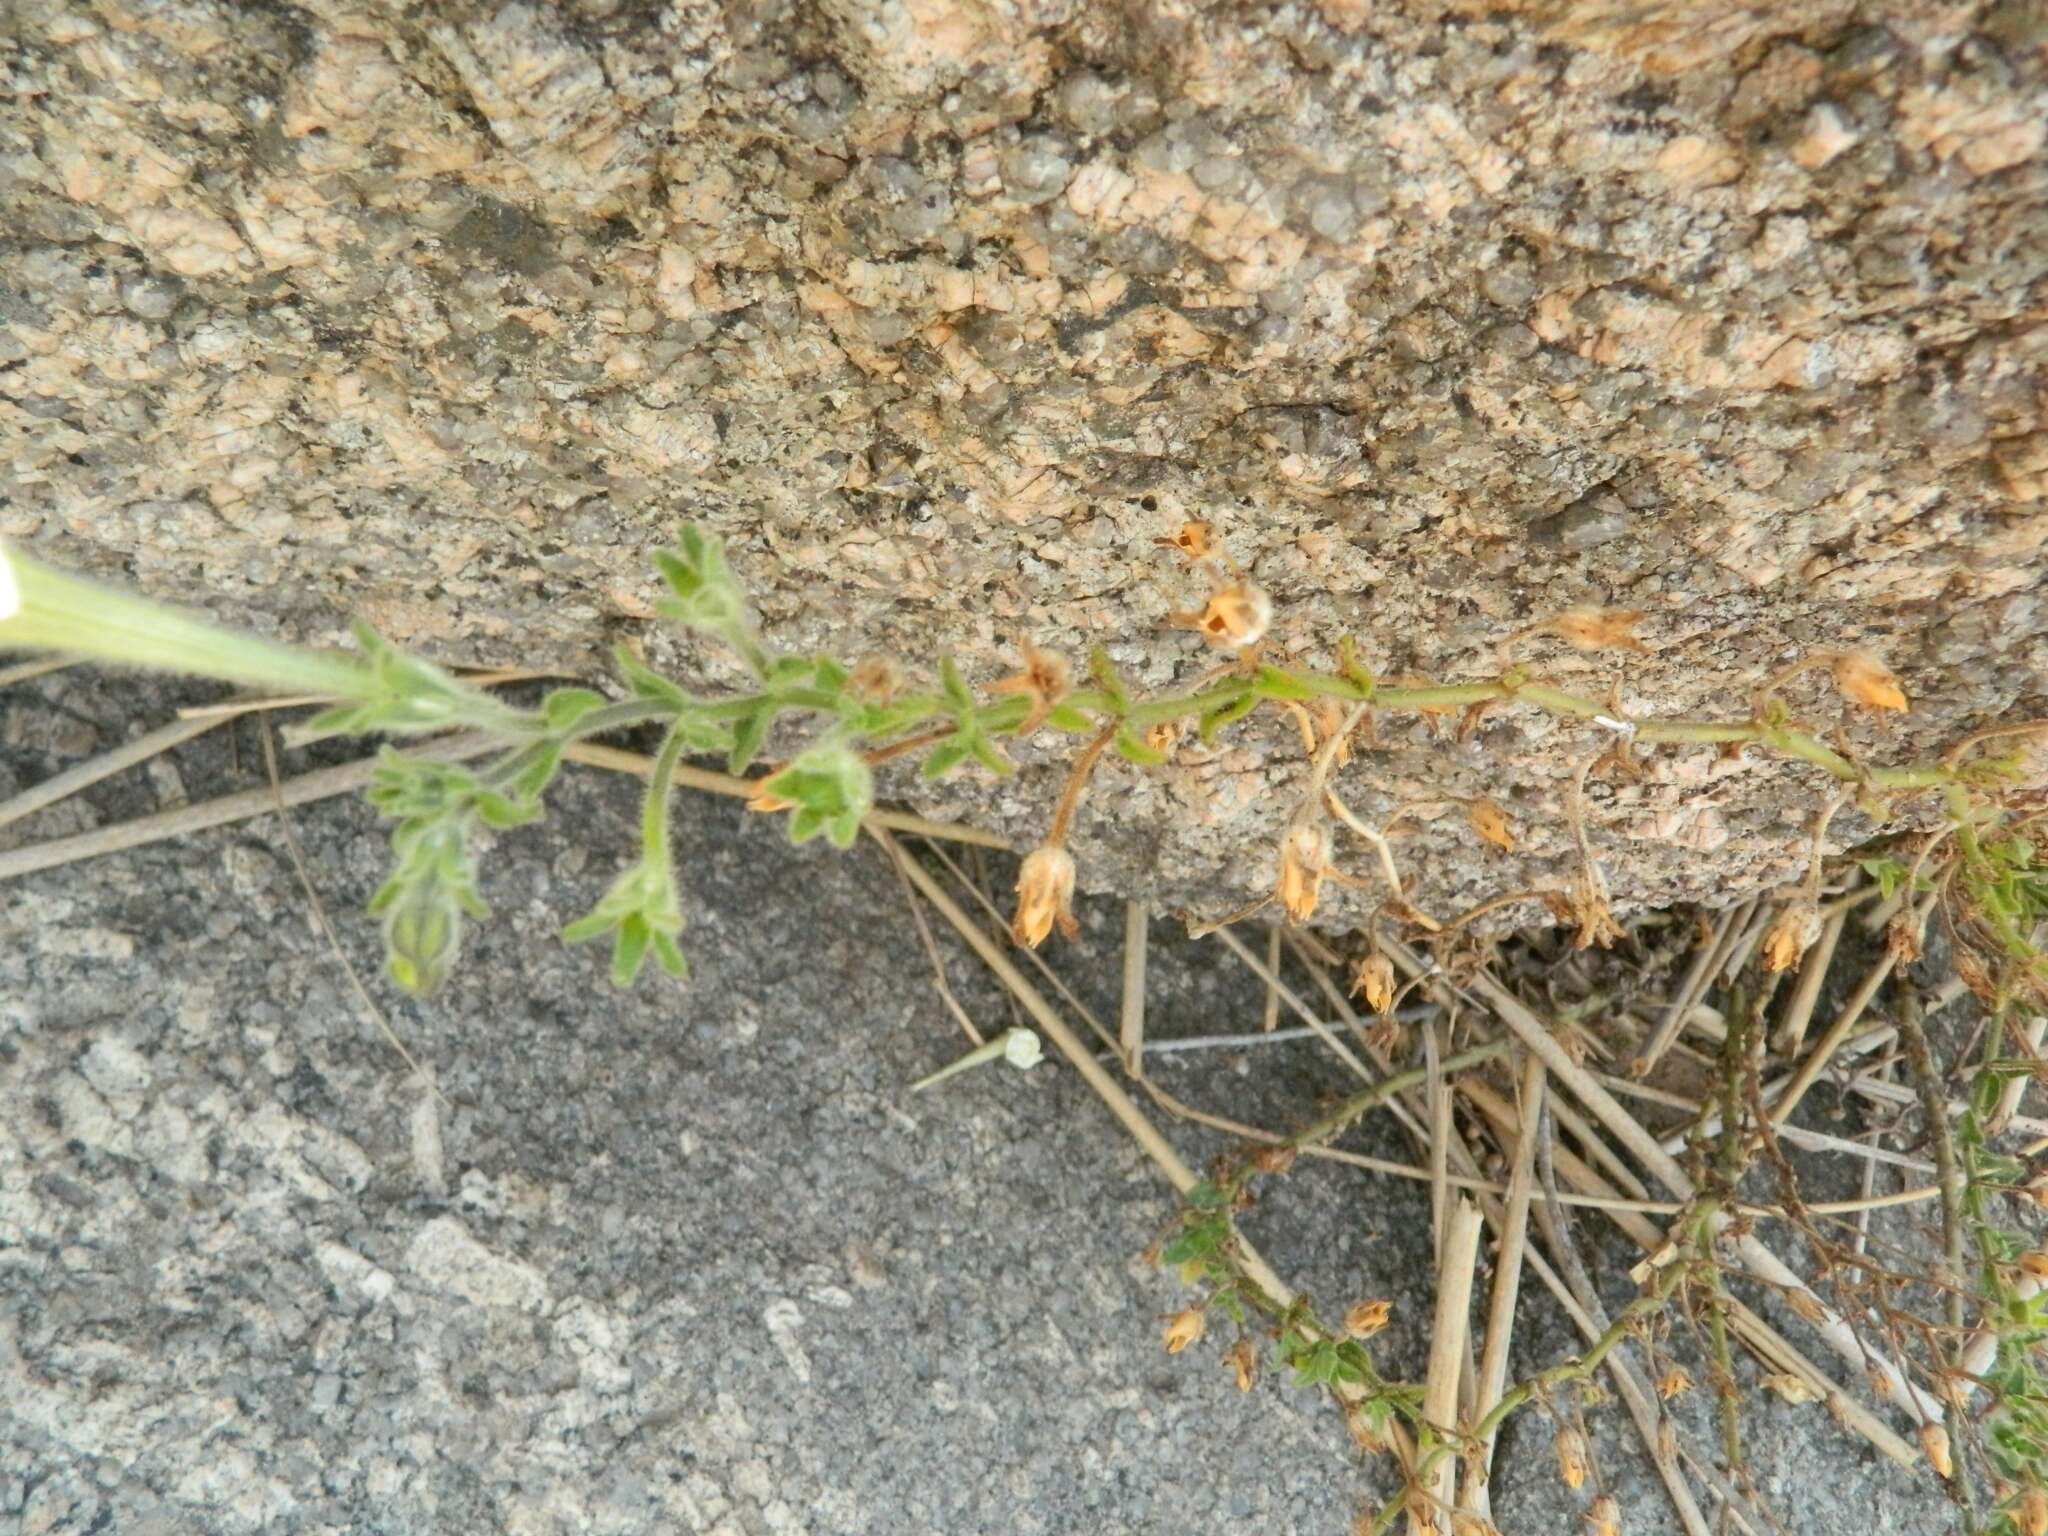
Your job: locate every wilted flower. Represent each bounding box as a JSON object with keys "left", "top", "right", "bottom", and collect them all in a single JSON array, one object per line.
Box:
[
  {"left": 1144, "top": 719, "right": 1185, "bottom": 759},
  {"left": 1225, "top": 1337, "right": 1257, "bottom": 1392},
  {"left": 1762, "top": 901, "right": 1823, "bottom": 973},
  {"left": 1785, "top": 1288, "right": 1828, "bottom": 1326},
  {"left": 1157, "top": 520, "right": 1215, "bottom": 561},
  {"left": 1832, "top": 650, "right": 1908, "bottom": 712},
  {"left": 1656, "top": 1367, "right": 1693, "bottom": 1400},
  {"left": 989, "top": 638, "right": 1071, "bottom": 737},
  {"left": 1468, "top": 798, "right": 1516, "bottom": 851},
  {"left": 1760, "top": 1372, "right": 1821, "bottom": 1404},
  {"left": 1163, "top": 1307, "right": 1207, "bottom": 1354},
  {"left": 1277, "top": 820, "right": 1332, "bottom": 923},
  {"left": 1554, "top": 1424, "right": 1590, "bottom": 1488},
  {"left": 1569, "top": 869, "right": 1624, "bottom": 950},
  {"left": 1886, "top": 911, "right": 1925, "bottom": 966},
  {"left": 1921, "top": 1421, "right": 1953, "bottom": 1478},
  {"left": 1011, "top": 845, "right": 1078, "bottom": 948},
  {"left": 2019, "top": 1251, "right": 2048, "bottom": 1281},
  {"left": 1344, "top": 1299, "right": 1392, "bottom": 1338},
  {"left": 1351, "top": 953, "right": 1397, "bottom": 1015},
  {"left": 1549, "top": 607, "right": 1649, "bottom": 653},
  {"left": 848, "top": 657, "right": 901, "bottom": 703},
  {"left": 1175, "top": 581, "right": 1273, "bottom": 649},
  {"left": 1249, "top": 1145, "right": 1298, "bottom": 1175},
  {"left": 2018, "top": 1485, "right": 2047, "bottom": 1536},
  {"left": 1585, "top": 1494, "right": 1621, "bottom": 1536}
]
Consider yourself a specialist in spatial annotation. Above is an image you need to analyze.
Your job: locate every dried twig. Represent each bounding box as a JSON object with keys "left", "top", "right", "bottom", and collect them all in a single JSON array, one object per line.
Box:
[
  {"left": 1418, "top": 1198, "right": 1484, "bottom": 1534},
  {"left": 0, "top": 713, "right": 221, "bottom": 833}
]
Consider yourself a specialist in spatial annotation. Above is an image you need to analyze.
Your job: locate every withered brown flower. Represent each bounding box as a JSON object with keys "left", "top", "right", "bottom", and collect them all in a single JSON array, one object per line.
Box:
[
  {"left": 1011, "top": 845, "right": 1079, "bottom": 948},
  {"left": 988, "top": 638, "right": 1071, "bottom": 737}
]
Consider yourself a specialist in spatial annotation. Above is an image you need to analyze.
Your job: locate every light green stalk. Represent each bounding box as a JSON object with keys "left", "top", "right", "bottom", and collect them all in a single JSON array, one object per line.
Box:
[{"left": 1, "top": 540, "right": 373, "bottom": 701}]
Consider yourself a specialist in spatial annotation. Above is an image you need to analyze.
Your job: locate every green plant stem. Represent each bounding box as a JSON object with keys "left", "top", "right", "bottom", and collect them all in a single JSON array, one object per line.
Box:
[
  {"left": 642, "top": 715, "right": 689, "bottom": 862},
  {"left": 2, "top": 540, "right": 374, "bottom": 700},
  {"left": 1289, "top": 1041, "right": 1509, "bottom": 1149}
]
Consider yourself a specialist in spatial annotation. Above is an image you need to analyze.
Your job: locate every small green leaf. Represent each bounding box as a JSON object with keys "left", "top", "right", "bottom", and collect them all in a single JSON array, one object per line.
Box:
[
  {"left": 967, "top": 734, "right": 1014, "bottom": 778},
  {"left": 1199, "top": 691, "right": 1260, "bottom": 743},
  {"left": 1087, "top": 647, "right": 1130, "bottom": 710},
  {"left": 940, "top": 656, "right": 975, "bottom": 714},
  {"left": 1045, "top": 703, "right": 1095, "bottom": 734},
  {"left": 921, "top": 740, "right": 971, "bottom": 780},
  {"left": 612, "top": 644, "right": 690, "bottom": 710},
  {"left": 541, "top": 688, "right": 609, "bottom": 733},
  {"left": 728, "top": 702, "right": 775, "bottom": 774},
  {"left": 654, "top": 527, "right": 749, "bottom": 634},
  {"left": 810, "top": 656, "right": 850, "bottom": 696},
  {"left": 610, "top": 919, "right": 652, "bottom": 989}
]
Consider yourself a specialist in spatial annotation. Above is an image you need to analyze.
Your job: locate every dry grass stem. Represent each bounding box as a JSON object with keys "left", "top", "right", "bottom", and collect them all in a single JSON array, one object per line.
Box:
[
  {"left": 1120, "top": 901, "right": 1149, "bottom": 1074},
  {"left": 0, "top": 713, "right": 221, "bottom": 833},
  {"left": 1634, "top": 904, "right": 1747, "bottom": 1076},
  {"left": 1461, "top": 1053, "right": 1546, "bottom": 1522},
  {"left": 0, "top": 731, "right": 501, "bottom": 883},
  {"left": 1419, "top": 1198, "right": 1485, "bottom": 1534}
]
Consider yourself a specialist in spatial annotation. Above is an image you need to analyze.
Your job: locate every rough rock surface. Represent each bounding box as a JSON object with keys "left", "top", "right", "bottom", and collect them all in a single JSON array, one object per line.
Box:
[
  {"left": 2, "top": 0, "right": 2045, "bottom": 923},
  {"left": 0, "top": 674, "right": 1955, "bottom": 1535}
]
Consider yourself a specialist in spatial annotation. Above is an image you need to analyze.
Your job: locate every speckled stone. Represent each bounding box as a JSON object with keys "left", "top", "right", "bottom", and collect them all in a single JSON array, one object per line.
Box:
[{"left": 2, "top": 0, "right": 2044, "bottom": 926}]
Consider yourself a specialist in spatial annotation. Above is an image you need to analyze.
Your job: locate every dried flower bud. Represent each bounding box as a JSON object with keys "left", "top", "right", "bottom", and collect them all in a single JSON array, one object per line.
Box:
[
  {"left": 1569, "top": 869, "right": 1624, "bottom": 950},
  {"left": 1351, "top": 953, "right": 1397, "bottom": 1015},
  {"left": 1344, "top": 1299, "right": 1392, "bottom": 1338},
  {"left": 1468, "top": 798, "right": 1516, "bottom": 851},
  {"left": 2019, "top": 1485, "right": 2048, "bottom": 1536},
  {"left": 1833, "top": 650, "right": 1908, "bottom": 712},
  {"left": 1249, "top": 1144, "right": 1297, "bottom": 1176},
  {"left": 1785, "top": 1288, "right": 1829, "bottom": 1326},
  {"left": 1885, "top": 911, "right": 1924, "bottom": 966},
  {"left": 1762, "top": 901, "right": 1823, "bottom": 973},
  {"left": 1175, "top": 581, "right": 1273, "bottom": 649},
  {"left": 1144, "top": 719, "right": 1184, "bottom": 759},
  {"left": 1452, "top": 1513, "right": 1502, "bottom": 1536},
  {"left": 1760, "top": 1371, "right": 1821, "bottom": 1404},
  {"left": 1585, "top": 1494, "right": 1621, "bottom": 1536},
  {"left": 1318, "top": 700, "right": 1351, "bottom": 765},
  {"left": 2020, "top": 1251, "right": 2048, "bottom": 1281},
  {"left": 1921, "top": 1421, "right": 1953, "bottom": 1478},
  {"left": 1656, "top": 1367, "right": 1693, "bottom": 1401},
  {"left": 1225, "top": 1336, "right": 1257, "bottom": 1392},
  {"left": 1554, "top": 1424, "right": 1590, "bottom": 1489},
  {"left": 989, "top": 638, "right": 1071, "bottom": 737},
  {"left": 848, "top": 657, "right": 901, "bottom": 703},
  {"left": 1011, "top": 845, "right": 1079, "bottom": 949},
  {"left": 1163, "top": 1307, "right": 1207, "bottom": 1354},
  {"left": 745, "top": 786, "right": 798, "bottom": 814},
  {"left": 1277, "top": 820, "right": 1331, "bottom": 923},
  {"left": 1549, "top": 607, "right": 1649, "bottom": 653},
  {"left": 1157, "top": 520, "right": 1215, "bottom": 561}
]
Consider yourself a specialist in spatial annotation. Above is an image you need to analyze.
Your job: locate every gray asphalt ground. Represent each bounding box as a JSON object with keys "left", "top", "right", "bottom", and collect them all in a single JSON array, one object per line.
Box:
[{"left": 2, "top": 674, "right": 1956, "bottom": 1534}]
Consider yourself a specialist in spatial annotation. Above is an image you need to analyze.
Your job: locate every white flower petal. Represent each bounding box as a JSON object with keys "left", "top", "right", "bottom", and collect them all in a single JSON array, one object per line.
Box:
[{"left": 1002, "top": 1029, "right": 1043, "bottom": 1070}]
